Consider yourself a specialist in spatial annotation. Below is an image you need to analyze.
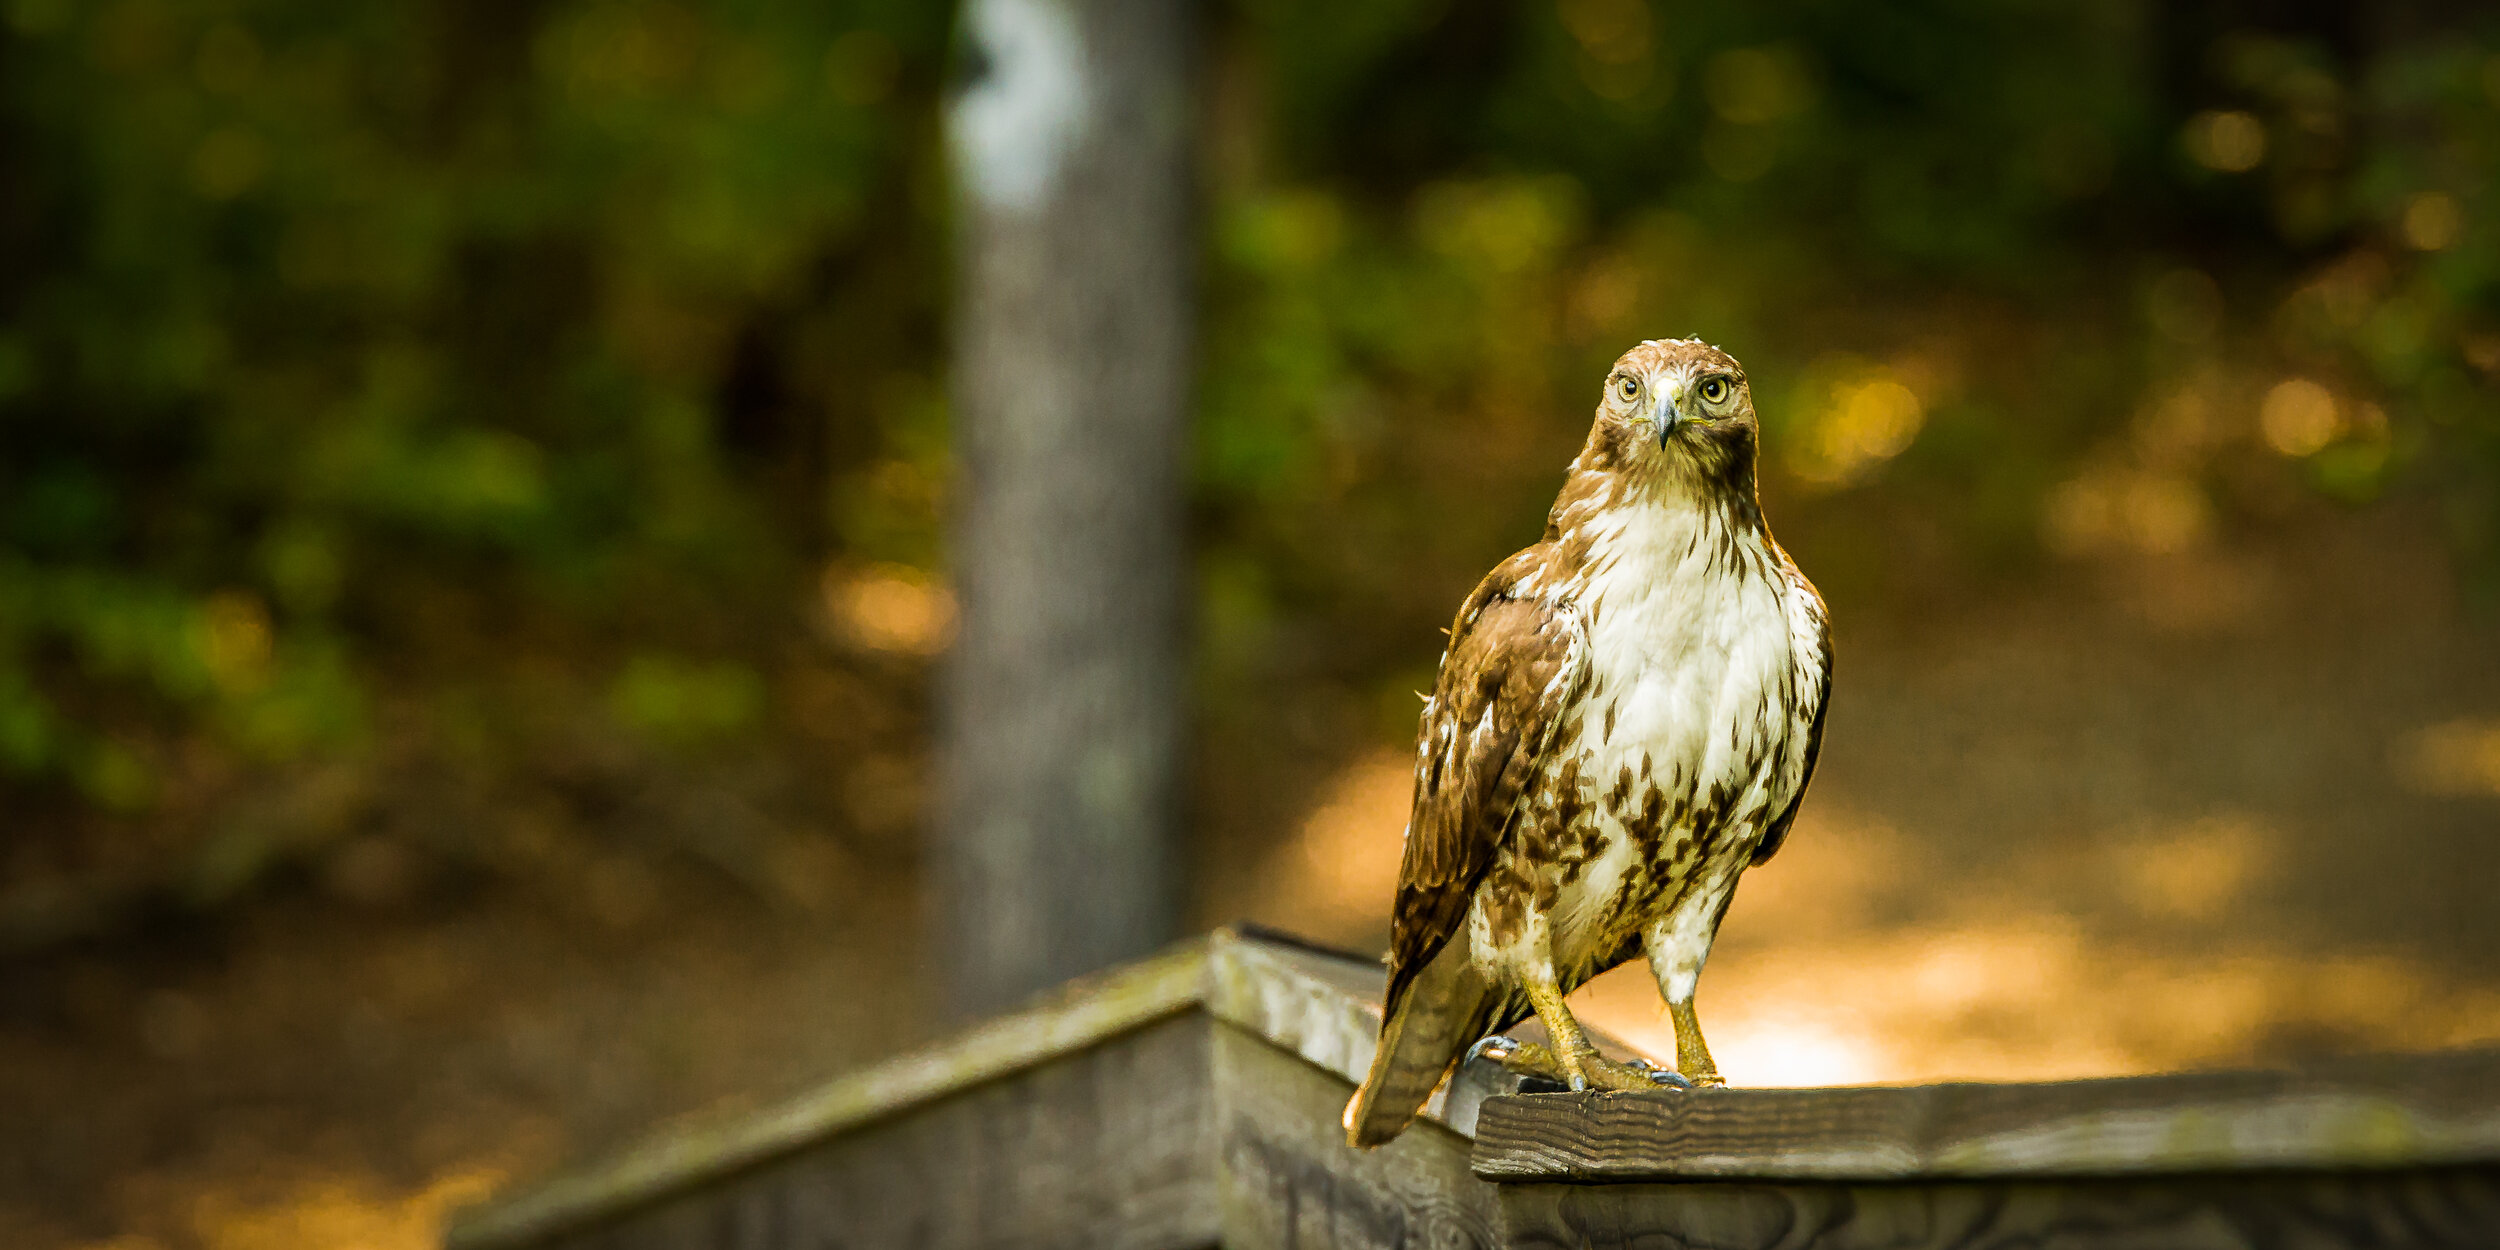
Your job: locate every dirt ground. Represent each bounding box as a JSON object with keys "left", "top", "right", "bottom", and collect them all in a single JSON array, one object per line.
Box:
[{"left": 7, "top": 501, "right": 2500, "bottom": 1250}]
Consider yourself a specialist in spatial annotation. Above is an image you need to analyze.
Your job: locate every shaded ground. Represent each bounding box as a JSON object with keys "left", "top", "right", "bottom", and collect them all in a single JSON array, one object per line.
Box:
[
  {"left": 0, "top": 869, "right": 924, "bottom": 1249},
  {"left": 6, "top": 502, "right": 2500, "bottom": 1250}
]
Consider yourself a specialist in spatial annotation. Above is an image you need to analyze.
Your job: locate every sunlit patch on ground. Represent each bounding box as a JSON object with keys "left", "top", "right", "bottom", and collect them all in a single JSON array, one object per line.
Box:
[
  {"left": 12, "top": 518, "right": 2498, "bottom": 1249},
  {"left": 1248, "top": 755, "right": 2500, "bottom": 1090},
  {"left": 1579, "top": 926, "right": 2500, "bottom": 1089},
  {"left": 1582, "top": 802, "right": 2500, "bottom": 1085},
  {"left": 1243, "top": 749, "right": 1413, "bottom": 941},
  {"left": 75, "top": 1164, "right": 515, "bottom": 1250},
  {"left": 0, "top": 885, "right": 922, "bottom": 1250}
]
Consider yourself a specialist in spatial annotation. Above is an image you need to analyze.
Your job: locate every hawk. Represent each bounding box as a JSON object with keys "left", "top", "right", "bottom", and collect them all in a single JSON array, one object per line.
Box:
[{"left": 1344, "top": 338, "right": 1832, "bottom": 1147}]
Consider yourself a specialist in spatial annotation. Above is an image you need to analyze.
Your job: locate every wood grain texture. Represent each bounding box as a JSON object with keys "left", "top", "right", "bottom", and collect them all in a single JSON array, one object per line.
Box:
[
  {"left": 1213, "top": 1022, "right": 1500, "bottom": 1250},
  {"left": 449, "top": 928, "right": 1558, "bottom": 1250},
  {"left": 1473, "top": 1046, "right": 2500, "bottom": 1183},
  {"left": 523, "top": 1015, "right": 1219, "bottom": 1250},
  {"left": 447, "top": 925, "right": 2500, "bottom": 1250},
  {"left": 1497, "top": 1169, "right": 2500, "bottom": 1249},
  {"left": 1205, "top": 928, "right": 1658, "bottom": 1139}
]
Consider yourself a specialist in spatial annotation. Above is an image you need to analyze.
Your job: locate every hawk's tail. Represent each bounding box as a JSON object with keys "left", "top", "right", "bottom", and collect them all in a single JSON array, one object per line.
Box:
[{"left": 1343, "top": 944, "right": 1494, "bottom": 1149}]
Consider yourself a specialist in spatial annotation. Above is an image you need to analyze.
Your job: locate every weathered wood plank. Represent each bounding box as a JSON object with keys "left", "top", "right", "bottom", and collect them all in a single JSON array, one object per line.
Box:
[
  {"left": 450, "top": 940, "right": 1213, "bottom": 1249},
  {"left": 1473, "top": 1046, "right": 2500, "bottom": 1183},
  {"left": 452, "top": 926, "right": 1670, "bottom": 1250},
  {"left": 452, "top": 928, "right": 1533, "bottom": 1250},
  {"left": 522, "top": 1014, "right": 1220, "bottom": 1250},
  {"left": 1213, "top": 1022, "right": 1500, "bottom": 1250},
  {"left": 1206, "top": 930, "right": 1651, "bottom": 1139},
  {"left": 1497, "top": 1169, "right": 2500, "bottom": 1249},
  {"left": 448, "top": 924, "right": 2500, "bottom": 1250}
]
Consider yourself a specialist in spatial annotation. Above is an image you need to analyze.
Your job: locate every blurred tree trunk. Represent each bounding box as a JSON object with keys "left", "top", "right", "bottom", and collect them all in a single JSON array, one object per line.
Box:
[{"left": 937, "top": 0, "right": 1195, "bottom": 1019}]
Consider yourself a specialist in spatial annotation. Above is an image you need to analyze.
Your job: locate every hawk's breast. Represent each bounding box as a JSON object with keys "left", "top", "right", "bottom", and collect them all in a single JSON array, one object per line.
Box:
[{"left": 1510, "top": 515, "right": 1811, "bottom": 981}]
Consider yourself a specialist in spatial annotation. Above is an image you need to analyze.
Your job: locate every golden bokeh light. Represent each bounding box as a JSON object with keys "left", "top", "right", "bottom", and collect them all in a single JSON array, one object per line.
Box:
[
  {"left": 2043, "top": 467, "right": 2211, "bottom": 557},
  {"left": 2129, "top": 380, "right": 2225, "bottom": 468},
  {"left": 2394, "top": 719, "right": 2500, "bottom": 797},
  {"left": 2401, "top": 192, "right": 2464, "bottom": 252},
  {"left": 199, "top": 590, "right": 275, "bottom": 695},
  {"left": 2259, "top": 377, "right": 2340, "bottom": 457},
  {"left": 1789, "top": 368, "right": 1924, "bottom": 486},
  {"left": 822, "top": 563, "right": 956, "bottom": 656},
  {"left": 2183, "top": 110, "right": 2266, "bottom": 172},
  {"left": 1250, "top": 750, "right": 1412, "bottom": 937},
  {"left": 62, "top": 1164, "right": 512, "bottom": 1250},
  {"left": 195, "top": 1169, "right": 505, "bottom": 1250},
  {"left": 1556, "top": 0, "right": 1652, "bottom": 65},
  {"left": 2120, "top": 814, "right": 2269, "bottom": 922},
  {"left": 1703, "top": 46, "right": 1814, "bottom": 125}
]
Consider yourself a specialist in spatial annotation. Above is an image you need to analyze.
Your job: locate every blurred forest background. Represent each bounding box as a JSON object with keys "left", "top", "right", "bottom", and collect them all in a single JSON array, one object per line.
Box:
[{"left": 5, "top": 0, "right": 2500, "bottom": 1246}]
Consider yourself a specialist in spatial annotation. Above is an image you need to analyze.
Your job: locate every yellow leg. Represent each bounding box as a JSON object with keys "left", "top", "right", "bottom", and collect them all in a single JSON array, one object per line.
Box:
[
  {"left": 1520, "top": 972, "right": 1599, "bottom": 1090},
  {"left": 1473, "top": 916, "right": 1690, "bottom": 1093},
  {"left": 1668, "top": 996, "right": 1725, "bottom": 1087},
  {"left": 1490, "top": 970, "right": 1676, "bottom": 1093},
  {"left": 1646, "top": 871, "right": 1740, "bottom": 1088}
]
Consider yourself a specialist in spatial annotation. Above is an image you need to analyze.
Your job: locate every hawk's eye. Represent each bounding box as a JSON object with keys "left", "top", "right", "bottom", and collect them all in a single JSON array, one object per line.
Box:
[
  {"left": 1613, "top": 374, "right": 1641, "bottom": 404},
  {"left": 1699, "top": 376, "right": 1732, "bottom": 405}
]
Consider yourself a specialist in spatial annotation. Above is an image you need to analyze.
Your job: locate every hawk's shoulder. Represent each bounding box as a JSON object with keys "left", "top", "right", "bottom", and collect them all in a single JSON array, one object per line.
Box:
[{"left": 1383, "top": 546, "right": 1590, "bottom": 1014}]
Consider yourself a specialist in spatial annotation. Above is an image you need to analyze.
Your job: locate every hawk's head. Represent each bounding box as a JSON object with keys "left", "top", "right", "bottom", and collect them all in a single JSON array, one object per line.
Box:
[{"left": 1581, "top": 338, "right": 1758, "bottom": 496}]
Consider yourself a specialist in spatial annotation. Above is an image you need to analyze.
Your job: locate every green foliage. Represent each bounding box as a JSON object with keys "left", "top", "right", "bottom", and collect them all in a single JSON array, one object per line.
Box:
[
  {"left": 0, "top": 0, "right": 947, "bottom": 841},
  {"left": 608, "top": 651, "right": 764, "bottom": 748},
  {"left": 2, "top": 0, "right": 2497, "bottom": 874},
  {"left": 1194, "top": 0, "right": 2500, "bottom": 708}
]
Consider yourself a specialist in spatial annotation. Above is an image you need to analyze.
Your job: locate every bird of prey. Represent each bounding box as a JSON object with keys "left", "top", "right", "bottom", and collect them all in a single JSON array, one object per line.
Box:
[{"left": 1344, "top": 338, "right": 1831, "bottom": 1148}]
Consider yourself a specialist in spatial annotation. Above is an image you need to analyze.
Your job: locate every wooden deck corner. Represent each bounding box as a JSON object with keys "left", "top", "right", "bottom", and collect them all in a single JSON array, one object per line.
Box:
[{"left": 445, "top": 928, "right": 2500, "bottom": 1250}]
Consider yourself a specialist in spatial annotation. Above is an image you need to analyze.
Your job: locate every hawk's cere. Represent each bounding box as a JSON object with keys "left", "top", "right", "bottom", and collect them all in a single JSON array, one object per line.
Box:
[{"left": 1345, "top": 339, "right": 1832, "bottom": 1148}]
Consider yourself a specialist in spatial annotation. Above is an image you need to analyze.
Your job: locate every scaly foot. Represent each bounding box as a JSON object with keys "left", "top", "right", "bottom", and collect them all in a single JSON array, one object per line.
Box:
[
  {"left": 1584, "top": 1054, "right": 1692, "bottom": 1092},
  {"left": 1666, "top": 999, "right": 1728, "bottom": 1089},
  {"left": 1621, "top": 1057, "right": 1695, "bottom": 1090},
  {"left": 1466, "top": 1037, "right": 1696, "bottom": 1093},
  {"left": 1467, "top": 1035, "right": 1569, "bottom": 1088}
]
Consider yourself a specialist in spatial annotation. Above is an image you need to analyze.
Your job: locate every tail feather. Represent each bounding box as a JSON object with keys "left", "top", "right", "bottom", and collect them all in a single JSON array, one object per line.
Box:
[{"left": 1343, "top": 945, "right": 1494, "bottom": 1148}]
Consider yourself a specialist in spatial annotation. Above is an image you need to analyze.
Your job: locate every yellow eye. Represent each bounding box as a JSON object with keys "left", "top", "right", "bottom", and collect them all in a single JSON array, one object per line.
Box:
[
  {"left": 1613, "top": 374, "right": 1641, "bottom": 404},
  {"left": 1699, "top": 376, "right": 1732, "bottom": 404}
]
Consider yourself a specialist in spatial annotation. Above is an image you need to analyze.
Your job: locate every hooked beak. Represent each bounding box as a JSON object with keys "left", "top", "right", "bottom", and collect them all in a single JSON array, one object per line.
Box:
[{"left": 1654, "top": 385, "right": 1682, "bottom": 447}]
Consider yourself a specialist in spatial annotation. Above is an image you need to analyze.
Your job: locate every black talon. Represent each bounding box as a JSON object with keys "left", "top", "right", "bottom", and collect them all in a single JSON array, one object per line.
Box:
[
  {"left": 1628, "top": 1059, "right": 1694, "bottom": 1089},
  {"left": 1466, "top": 1035, "right": 1520, "bottom": 1066},
  {"left": 1468, "top": 1035, "right": 1570, "bottom": 1093}
]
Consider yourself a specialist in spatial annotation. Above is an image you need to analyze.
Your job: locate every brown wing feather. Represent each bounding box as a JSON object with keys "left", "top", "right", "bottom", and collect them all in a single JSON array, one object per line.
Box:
[
  {"left": 1751, "top": 684, "right": 1825, "bottom": 865},
  {"left": 1753, "top": 565, "right": 1832, "bottom": 866},
  {"left": 1380, "top": 555, "right": 1587, "bottom": 1017}
]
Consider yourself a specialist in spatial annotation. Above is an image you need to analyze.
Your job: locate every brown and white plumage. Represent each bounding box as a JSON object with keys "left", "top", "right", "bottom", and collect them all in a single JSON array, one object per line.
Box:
[{"left": 1345, "top": 338, "right": 1831, "bottom": 1148}]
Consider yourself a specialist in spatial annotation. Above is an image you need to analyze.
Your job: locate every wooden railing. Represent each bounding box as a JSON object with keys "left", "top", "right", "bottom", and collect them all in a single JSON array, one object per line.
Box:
[{"left": 446, "top": 926, "right": 2500, "bottom": 1250}]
